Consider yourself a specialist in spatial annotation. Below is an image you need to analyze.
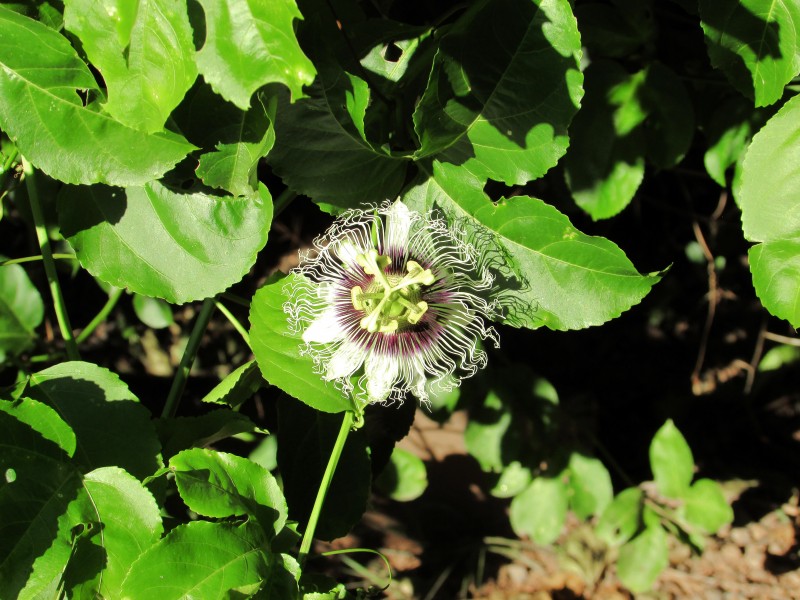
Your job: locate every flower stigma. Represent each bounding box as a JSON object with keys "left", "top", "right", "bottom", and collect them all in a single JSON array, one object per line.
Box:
[{"left": 284, "top": 200, "right": 500, "bottom": 408}]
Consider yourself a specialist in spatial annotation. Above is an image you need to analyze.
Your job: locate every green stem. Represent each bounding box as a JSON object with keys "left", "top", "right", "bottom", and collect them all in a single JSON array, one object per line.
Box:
[
  {"left": 214, "top": 300, "right": 250, "bottom": 347},
  {"left": 298, "top": 410, "right": 355, "bottom": 566},
  {"left": 161, "top": 298, "right": 216, "bottom": 418},
  {"left": 76, "top": 287, "right": 124, "bottom": 344},
  {"left": 1, "top": 254, "right": 78, "bottom": 267},
  {"left": 1, "top": 147, "right": 19, "bottom": 174},
  {"left": 273, "top": 188, "right": 297, "bottom": 217},
  {"left": 22, "top": 158, "right": 80, "bottom": 361}
]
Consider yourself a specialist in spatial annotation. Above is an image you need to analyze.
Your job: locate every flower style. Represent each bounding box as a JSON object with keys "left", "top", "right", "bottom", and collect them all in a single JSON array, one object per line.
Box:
[{"left": 284, "top": 201, "right": 499, "bottom": 406}]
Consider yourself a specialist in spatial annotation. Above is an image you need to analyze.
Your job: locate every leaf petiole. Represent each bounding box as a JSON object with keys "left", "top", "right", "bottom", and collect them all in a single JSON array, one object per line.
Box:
[{"left": 22, "top": 158, "right": 80, "bottom": 361}]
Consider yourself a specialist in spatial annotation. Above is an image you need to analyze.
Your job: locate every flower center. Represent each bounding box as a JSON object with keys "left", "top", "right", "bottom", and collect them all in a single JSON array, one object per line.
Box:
[{"left": 350, "top": 249, "right": 435, "bottom": 333}]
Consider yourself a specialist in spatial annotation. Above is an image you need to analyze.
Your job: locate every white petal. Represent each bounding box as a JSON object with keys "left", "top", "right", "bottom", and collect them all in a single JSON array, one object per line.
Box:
[
  {"left": 365, "top": 353, "right": 399, "bottom": 403},
  {"left": 384, "top": 201, "right": 413, "bottom": 251},
  {"left": 302, "top": 308, "right": 345, "bottom": 344},
  {"left": 326, "top": 340, "right": 364, "bottom": 380}
]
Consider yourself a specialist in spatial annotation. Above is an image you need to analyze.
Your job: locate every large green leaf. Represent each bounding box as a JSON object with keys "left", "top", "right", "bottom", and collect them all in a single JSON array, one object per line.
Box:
[
  {"left": 0, "top": 409, "right": 80, "bottom": 599},
  {"left": 268, "top": 72, "right": 408, "bottom": 210},
  {"left": 120, "top": 521, "right": 271, "bottom": 598},
  {"left": 250, "top": 274, "right": 351, "bottom": 413},
  {"left": 412, "top": 0, "right": 582, "bottom": 184},
  {"left": 25, "top": 361, "right": 161, "bottom": 480},
  {"left": 63, "top": 0, "right": 197, "bottom": 133},
  {"left": 739, "top": 94, "right": 800, "bottom": 326},
  {"left": 403, "top": 162, "right": 660, "bottom": 330},
  {"left": 195, "top": 0, "right": 315, "bottom": 109},
  {"left": 509, "top": 475, "right": 568, "bottom": 544},
  {"left": 0, "top": 7, "right": 195, "bottom": 185},
  {"left": 649, "top": 419, "right": 694, "bottom": 500},
  {"left": 0, "top": 262, "right": 43, "bottom": 361},
  {"left": 59, "top": 181, "right": 272, "bottom": 304},
  {"left": 700, "top": 0, "right": 800, "bottom": 107},
  {"left": 21, "top": 467, "right": 162, "bottom": 599},
  {"left": 155, "top": 409, "right": 261, "bottom": 460},
  {"left": 169, "top": 448, "right": 287, "bottom": 538}
]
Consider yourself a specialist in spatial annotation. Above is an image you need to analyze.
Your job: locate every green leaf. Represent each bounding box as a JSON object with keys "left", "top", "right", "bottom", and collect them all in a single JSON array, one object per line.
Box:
[
  {"left": 0, "top": 7, "right": 195, "bottom": 185},
  {"left": 563, "top": 60, "right": 646, "bottom": 220},
  {"left": 375, "top": 447, "right": 428, "bottom": 502},
  {"left": 155, "top": 409, "right": 261, "bottom": 460},
  {"left": 0, "top": 397, "right": 76, "bottom": 457},
  {"left": 490, "top": 461, "right": 533, "bottom": 499},
  {"left": 758, "top": 343, "right": 800, "bottom": 371},
  {"left": 268, "top": 74, "right": 408, "bottom": 210},
  {"left": 277, "top": 397, "right": 370, "bottom": 541},
  {"left": 700, "top": 0, "right": 800, "bottom": 107},
  {"left": 170, "top": 448, "right": 288, "bottom": 538},
  {"left": 0, "top": 262, "right": 43, "bottom": 361},
  {"left": 702, "top": 96, "right": 767, "bottom": 187},
  {"left": 683, "top": 478, "right": 734, "bottom": 534},
  {"left": 574, "top": 2, "right": 653, "bottom": 58},
  {"left": 739, "top": 94, "right": 800, "bottom": 326},
  {"left": 649, "top": 419, "right": 694, "bottom": 499},
  {"left": 250, "top": 274, "right": 351, "bottom": 413},
  {"left": 63, "top": 0, "right": 197, "bottom": 133},
  {"left": 195, "top": 0, "right": 315, "bottom": 109},
  {"left": 413, "top": 0, "right": 583, "bottom": 184},
  {"left": 202, "top": 359, "right": 264, "bottom": 409},
  {"left": 25, "top": 361, "right": 161, "bottom": 479},
  {"left": 132, "top": 294, "right": 174, "bottom": 329},
  {"left": 595, "top": 487, "right": 644, "bottom": 546},
  {"left": 616, "top": 522, "right": 668, "bottom": 593},
  {"left": 509, "top": 475, "right": 568, "bottom": 544},
  {"left": 567, "top": 453, "right": 613, "bottom": 519},
  {"left": 404, "top": 162, "right": 661, "bottom": 330},
  {"left": 22, "top": 466, "right": 163, "bottom": 598},
  {"left": 59, "top": 181, "right": 272, "bottom": 304},
  {"left": 0, "top": 409, "right": 80, "bottom": 599},
  {"left": 196, "top": 94, "right": 276, "bottom": 197},
  {"left": 464, "top": 391, "right": 514, "bottom": 472},
  {"left": 120, "top": 521, "right": 271, "bottom": 598}
]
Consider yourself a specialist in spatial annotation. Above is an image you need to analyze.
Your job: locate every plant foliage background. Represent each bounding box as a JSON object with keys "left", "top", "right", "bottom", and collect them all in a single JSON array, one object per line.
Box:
[{"left": 1, "top": 0, "right": 799, "bottom": 597}]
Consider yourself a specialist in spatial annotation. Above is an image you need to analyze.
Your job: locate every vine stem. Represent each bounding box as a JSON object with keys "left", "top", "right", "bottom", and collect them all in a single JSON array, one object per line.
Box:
[
  {"left": 76, "top": 287, "right": 124, "bottom": 344},
  {"left": 1, "top": 254, "right": 78, "bottom": 267},
  {"left": 298, "top": 409, "right": 355, "bottom": 566},
  {"left": 161, "top": 298, "right": 216, "bottom": 419},
  {"left": 22, "top": 158, "right": 80, "bottom": 361},
  {"left": 214, "top": 300, "right": 250, "bottom": 347}
]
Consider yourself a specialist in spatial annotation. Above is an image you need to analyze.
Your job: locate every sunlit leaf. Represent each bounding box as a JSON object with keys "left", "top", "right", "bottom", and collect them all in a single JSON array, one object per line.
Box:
[
  {"left": 567, "top": 453, "right": 613, "bottom": 519},
  {"left": 63, "top": 0, "right": 197, "bottom": 132},
  {"left": 170, "top": 448, "right": 287, "bottom": 538},
  {"left": 413, "top": 0, "right": 583, "bottom": 184},
  {"left": 739, "top": 94, "right": 800, "bottom": 327},
  {"left": 0, "top": 397, "right": 75, "bottom": 457},
  {"left": 616, "top": 521, "right": 668, "bottom": 593},
  {"left": 404, "top": 162, "right": 660, "bottom": 330},
  {"left": 202, "top": 360, "right": 263, "bottom": 409},
  {"left": 374, "top": 447, "right": 428, "bottom": 502},
  {"left": 119, "top": 521, "right": 271, "bottom": 598},
  {"left": 510, "top": 475, "right": 568, "bottom": 544},
  {"left": 700, "top": 0, "right": 800, "bottom": 107},
  {"left": 649, "top": 419, "right": 694, "bottom": 499},
  {"left": 250, "top": 274, "right": 351, "bottom": 413},
  {"left": 59, "top": 181, "right": 272, "bottom": 304},
  {"left": 0, "top": 7, "right": 195, "bottom": 185},
  {"left": 595, "top": 487, "right": 644, "bottom": 547},
  {"left": 682, "top": 478, "right": 734, "bottom": 534},
  {"left": 195, "top": 0, "right": 315, "bottom": 108}
]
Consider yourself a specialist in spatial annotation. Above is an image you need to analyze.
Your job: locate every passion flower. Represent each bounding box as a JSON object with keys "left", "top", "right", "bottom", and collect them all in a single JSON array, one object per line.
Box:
[{"left": 284, "top": 201, "right": 499, "bottom": 406}]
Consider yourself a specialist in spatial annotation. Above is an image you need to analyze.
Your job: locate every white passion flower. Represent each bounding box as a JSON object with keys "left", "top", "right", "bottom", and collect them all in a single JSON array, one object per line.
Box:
[{"left": 284, "top": 200, "right": 499, "bottom": 407}]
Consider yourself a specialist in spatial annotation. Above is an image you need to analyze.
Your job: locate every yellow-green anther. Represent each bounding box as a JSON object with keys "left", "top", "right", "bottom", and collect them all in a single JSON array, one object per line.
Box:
[
  {"left": 351, "top": 286, "right": 365, "bottom": 310},
  {"left": 407, "top": 301, "right": 428, "bottom": 324}
]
